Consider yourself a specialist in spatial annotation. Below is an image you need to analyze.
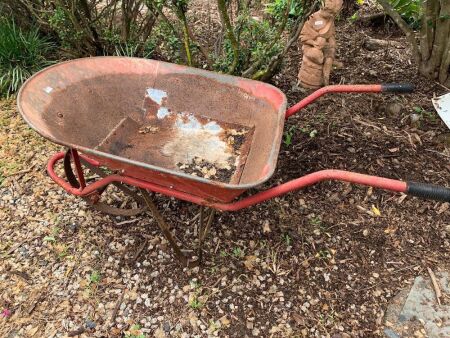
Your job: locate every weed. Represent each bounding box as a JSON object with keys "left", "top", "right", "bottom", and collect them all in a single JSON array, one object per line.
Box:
[
  {"left": 232, "top": 247, "right": 244, "bottom": 258},
  {"left": 189, "top": 297, "right": 203, "bottom": 309},
  {"left": 309, "top": 216, "right": 322, "bottom": 226},
  {"left": 413, "top": 106, "right": 437, "bottom": 123},
  {"left": 284, "top": 125, "right": 297, "bottom": 146},
  {"left": 283, "top": 234, "right": 292, "bottom": 247},
  {"left": 43, "top": 236, "right": 56, "bottom": 243},
  {"left": 188, "top": 279, "right": 203, "bottom": 310},
  {"left": 125, "top": 324, "right": 146, "bottom": 338},
  {"left": 89, "top": 271, "right": 101, "bottom": 284},
  {"left": 316, "top": 248, "right": 335, "bottom": 261},
  {"left": 299, "top": 126, "right": 318, "bottom": 138}
]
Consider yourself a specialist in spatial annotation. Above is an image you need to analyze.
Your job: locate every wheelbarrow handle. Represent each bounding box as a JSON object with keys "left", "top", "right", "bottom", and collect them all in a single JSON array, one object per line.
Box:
[
  {"left": 48, "top": 153, "right": 449, "bottom": 212},
  {"left": 407, "top": 181, "right": 450, "bottom": 202},
  {"left": 285, "top": 83, "right": 414, "bottom": 118}
]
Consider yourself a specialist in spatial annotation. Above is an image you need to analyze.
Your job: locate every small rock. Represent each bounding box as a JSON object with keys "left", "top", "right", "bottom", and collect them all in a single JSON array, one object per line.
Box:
[
  {"left": 262, "top": 220, "right": 271, "bottom": 234},
  {"left": 163, "top": 322, "right": 171, "bottom": 333},
  {"left": 410, "top": 113, "right": 421, "bottom": 126},
  {"left": 85, "top": 320, "right": 96, "bottom": 329},
  {"left": 154, "top": 328, "right": 166, "bottom": 338},
  {"left": 386, "top": 102, "right": 402, "bottom": 115}
]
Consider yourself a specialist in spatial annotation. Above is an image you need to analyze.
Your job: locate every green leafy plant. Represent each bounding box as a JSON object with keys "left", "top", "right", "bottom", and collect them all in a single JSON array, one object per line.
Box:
[
  {"left": 125, "top": 324, "right": 146, "bottom": 338},
  {"left": 284, "top": 125, "right": 297, "bottom": 146},
  {"left": 0, "top": 19, "right": 54, "bottom": 97},
  {"left": 388, "top": 0, "right": 421, "bottom": 23},
  {"left": 214, "top": 11, "right": 283, "bottom": 75},
  {"left": 43, "top": 236, "right": 56, "bottom": 243},
  {"left": 232, "top": 247, "right": 244, "bottom": 258},
  {"left": 265, "top": 0, "right": 304, "bottom": 21},
  {"left": 283, "top": 234, "right": 292, "bottom": 247},
  {"left": 188, "top": 279, "right": 203, "bottom": 309},
  {"left": 316, "top": 248, "right": 332, "bottom": 260},
  {"left": 189, "top": 297, "right": 203, "bottom": 309},
  {"left": 413, "top": 106, "right": 437, "bottom": 123},
  {"left": 309, "top": 216, "right": 322, "bottom": 226},
  {"left": 89, "top": 271, "right": 101, "bottom": 284}
]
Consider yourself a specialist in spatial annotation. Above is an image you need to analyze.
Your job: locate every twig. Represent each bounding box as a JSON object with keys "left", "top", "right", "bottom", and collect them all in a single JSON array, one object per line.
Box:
[
  {"left": 376, "top": 0, "right": 421, "bottom": 65},
  {"left": 4, "top": 235, "right": 41, "bottom": 256},
  {"left": 425, "top": 149, "right": 450, "bottom": 159},
  {"left": 68, "top": 327, "right": 86, "bottom": 337},
  {"left": 427, "top": 267, "right": 442, "bottom": 306},
  {"left": 5, "top": 166, "right": 34, "bottom": 178},
  {"left": 128, "top": 239, "right": 148, "bottom": 264},
  {"left": 115, "top": 219, "right": 139, "bottom": 226},
  {"left": 352, "top": 117, "right": 382, "bottom": 131},
  {"left": 109, "top": 288, "right": 126, "bottom": 325},
  {"left": 6, "top": 270, "right": 32, "bottom": 284},
  {"left": 435, "top": 81, "right": 450, "bottom": 92}
]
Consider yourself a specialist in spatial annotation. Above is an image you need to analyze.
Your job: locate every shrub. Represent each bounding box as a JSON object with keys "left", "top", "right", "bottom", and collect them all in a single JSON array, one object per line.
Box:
[
  {"left": 2, "top": 0, "right": 158, "bottom": 57},
  {"left": 213, "top": 13, "right": 283, "bottom": 74},
  {"left": 388, "top": 0, "right": 421, "bottom": 23},
  {"left": 0, "top": 20, "right": 54, "bottom": 97}
]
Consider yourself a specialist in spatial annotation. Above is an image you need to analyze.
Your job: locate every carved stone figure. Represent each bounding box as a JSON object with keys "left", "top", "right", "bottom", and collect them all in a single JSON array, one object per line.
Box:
[{"left": 298, "top": 0, "right": 343, "bottom": 89}]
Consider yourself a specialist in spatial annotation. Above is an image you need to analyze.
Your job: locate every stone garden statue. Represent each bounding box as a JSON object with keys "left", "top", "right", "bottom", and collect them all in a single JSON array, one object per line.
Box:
[{"left": 298, "top": 0, "right": 343, "bottom": 89}]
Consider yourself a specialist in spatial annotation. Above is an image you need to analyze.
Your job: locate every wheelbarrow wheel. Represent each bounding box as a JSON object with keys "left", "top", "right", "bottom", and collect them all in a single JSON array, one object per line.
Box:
[{"left": 63, "top": 150, "right": 147, "bottom": 217}]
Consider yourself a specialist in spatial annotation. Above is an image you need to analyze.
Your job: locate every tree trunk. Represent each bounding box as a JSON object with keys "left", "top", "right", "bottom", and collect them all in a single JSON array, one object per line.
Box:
[
  {"left": 378, "top": 0, "right": 450, "bottom": 86},
  {"left": 419, "top": 0, "right": 450, "bottom": 84}
]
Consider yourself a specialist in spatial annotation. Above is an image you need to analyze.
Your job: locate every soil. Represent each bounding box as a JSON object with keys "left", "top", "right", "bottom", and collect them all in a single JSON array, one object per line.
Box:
[{"left": 1, "top": 2, "right": 450, "bottom": 338}]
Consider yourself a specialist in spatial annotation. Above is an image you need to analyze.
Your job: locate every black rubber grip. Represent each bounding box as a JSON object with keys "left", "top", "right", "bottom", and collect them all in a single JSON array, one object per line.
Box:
[
  {"left": 407, "top": 182, "right": 450, "bottom": 202},
  {"left": 381, "top": 83, "right": 415, "bottom": 93}
]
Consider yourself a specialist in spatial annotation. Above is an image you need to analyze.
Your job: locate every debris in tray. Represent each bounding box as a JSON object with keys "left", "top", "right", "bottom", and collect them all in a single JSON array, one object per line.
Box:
[
  {"left": 225, "top": 128, "right": 248, "bottom": 152},
  {"left": 138, "top": 125, "right": 160, "bottom": 134},
  {"left": 174, "top": 126, "right": 250, "bottom": 182},
  {"left": 177, "top": 156, "right": 236, "bottom": 181}
]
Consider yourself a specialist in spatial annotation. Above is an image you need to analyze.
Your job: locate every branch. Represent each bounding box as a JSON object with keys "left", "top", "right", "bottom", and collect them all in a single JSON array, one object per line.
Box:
[
  {"left": 217, "top": 0, "right": 239, "bottom": 74},
  {"left": 171, "top": 2, "right": 194, "bottom": 66},
  {"left": 250, "top": 1, "right": 319, "bottom": 81},
  {"left": 242, "top": 0, "right": 292, "bottom": 78},
  {"left": 377, "top": 0, "right": 421, "bottom": 65}
]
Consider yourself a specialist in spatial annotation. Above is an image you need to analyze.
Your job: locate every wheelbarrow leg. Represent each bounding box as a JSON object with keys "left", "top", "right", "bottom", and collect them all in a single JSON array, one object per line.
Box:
[
  {"left": 197, "top": 206, "right": 216, "bottom": 263},
  {"left": 139, "top": 188, "right": 200, "bottom": 268},
  {"left": 64, "top": 149, "right": 147, "bottom": 216}
]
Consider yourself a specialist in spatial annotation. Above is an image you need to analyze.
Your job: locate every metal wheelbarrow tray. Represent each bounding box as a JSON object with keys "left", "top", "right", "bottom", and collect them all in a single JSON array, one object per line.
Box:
[
  {"left": 18, "top": 57, "right": 286, "bottom": 203},
  {"left": 18, "top": 57, "right": 450, "bottom": 266}
]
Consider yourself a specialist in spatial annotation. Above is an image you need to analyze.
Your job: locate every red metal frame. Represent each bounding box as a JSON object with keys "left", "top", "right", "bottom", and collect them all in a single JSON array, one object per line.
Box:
[
  {"left": 285, "top": 84, "right": 382, "bottom": 118},
  {"left": 46, "top": 84, "right": 412, "bottom": 212},
  {"left": 48, "top": 151, "right": 407, "bottom": 212}
]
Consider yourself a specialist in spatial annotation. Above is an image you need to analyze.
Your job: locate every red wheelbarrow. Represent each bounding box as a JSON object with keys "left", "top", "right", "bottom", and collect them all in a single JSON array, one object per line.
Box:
[{"left": 18, "top": 57, "right": 450, "bottom": 266}]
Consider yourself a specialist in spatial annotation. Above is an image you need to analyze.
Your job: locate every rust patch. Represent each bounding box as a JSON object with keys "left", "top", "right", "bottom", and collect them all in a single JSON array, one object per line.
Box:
[{"left": 96, "top": 95, "right": 254, "bottom": 184}]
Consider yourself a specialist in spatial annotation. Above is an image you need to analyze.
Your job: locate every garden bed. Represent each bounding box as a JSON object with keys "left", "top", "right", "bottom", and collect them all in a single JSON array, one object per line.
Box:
[{"left": 1, "top": 3, "right": 450, "bottom": 338}]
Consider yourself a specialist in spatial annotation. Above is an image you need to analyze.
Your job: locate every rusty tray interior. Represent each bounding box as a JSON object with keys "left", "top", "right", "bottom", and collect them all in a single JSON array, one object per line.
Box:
[{"left": 18, "top": 57, "right": 287, "bottom": 188}]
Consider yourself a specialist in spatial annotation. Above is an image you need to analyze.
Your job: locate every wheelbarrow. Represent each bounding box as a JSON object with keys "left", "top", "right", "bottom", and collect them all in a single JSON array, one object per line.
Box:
[{"left": 18, "top": 57, "right": 450, "bottom": 266}]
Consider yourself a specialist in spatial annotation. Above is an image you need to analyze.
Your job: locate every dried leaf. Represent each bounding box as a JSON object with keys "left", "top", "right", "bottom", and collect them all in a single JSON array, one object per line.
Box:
[
  {"left": 371, "top": 205, "right": 381, "bottom": 216},
  {"left": 262, "top": 220, "right": 271, "bottom": 234},
  {"left": 243, "top": 255, "right": 257, "bottom": 270}
]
